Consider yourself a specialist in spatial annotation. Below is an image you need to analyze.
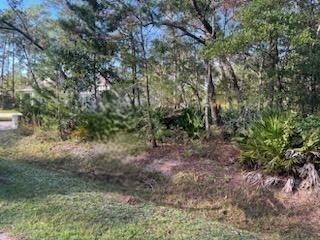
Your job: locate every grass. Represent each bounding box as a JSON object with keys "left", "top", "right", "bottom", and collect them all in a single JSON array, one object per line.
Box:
[
  {"left": 0, "top": 159, "right": 256, "bottom": 240},
  {"left": 0, "top": 130, "right": 318, "bottom": 240}
]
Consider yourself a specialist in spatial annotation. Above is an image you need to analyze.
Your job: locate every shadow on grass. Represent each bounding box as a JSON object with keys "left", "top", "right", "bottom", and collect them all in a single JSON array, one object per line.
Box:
[
  {"left": 0, "top": 159, "right": 258, "bottom": 240},
  {"left": 0, "top": 159, "right": 100, "bottom": 200},
  {"left": 0, "top": 131, "right": 318, "bottom": 239}
]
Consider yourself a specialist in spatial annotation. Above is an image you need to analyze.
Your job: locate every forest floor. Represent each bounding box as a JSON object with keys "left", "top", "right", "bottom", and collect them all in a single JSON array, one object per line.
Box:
[{"left": 0, "top": 129, "right": 319, "bottom": 239}]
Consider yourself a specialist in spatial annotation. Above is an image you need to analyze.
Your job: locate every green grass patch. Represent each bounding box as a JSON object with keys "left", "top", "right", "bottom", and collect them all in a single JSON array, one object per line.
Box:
[{"left": 0, "top": 160, "right": 256, "bottom": 240}]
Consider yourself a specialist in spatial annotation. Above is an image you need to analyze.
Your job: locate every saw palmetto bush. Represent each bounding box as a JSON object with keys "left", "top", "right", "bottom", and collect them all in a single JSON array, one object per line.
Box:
[{"left": 235, "top": 111, "right": 320, "bottom": 174}]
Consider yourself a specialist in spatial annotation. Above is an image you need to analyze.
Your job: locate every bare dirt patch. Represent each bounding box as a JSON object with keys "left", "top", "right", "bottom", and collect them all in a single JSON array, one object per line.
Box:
[
  {"left": 127, "top": 142, "right": 240, "bottom": 176},
  {"left": 127, "top": 141, "right": 320, "bottom": 239}
]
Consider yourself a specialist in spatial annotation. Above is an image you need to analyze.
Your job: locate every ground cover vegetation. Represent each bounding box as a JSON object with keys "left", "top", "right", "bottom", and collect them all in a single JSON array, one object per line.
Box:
[{"left": 0, "top": 0, "right": 320, "bottom": 239}]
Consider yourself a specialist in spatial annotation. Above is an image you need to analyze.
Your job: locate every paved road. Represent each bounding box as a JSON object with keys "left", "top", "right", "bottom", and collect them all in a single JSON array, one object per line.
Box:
[{"left": 0, "top": 121, "right": 15, "bottom": 130}]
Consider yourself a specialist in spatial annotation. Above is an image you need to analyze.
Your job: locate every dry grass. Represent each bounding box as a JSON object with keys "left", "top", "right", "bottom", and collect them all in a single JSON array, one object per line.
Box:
[{"left": 1, "top": 130, "right": 320, "bottom": 239}]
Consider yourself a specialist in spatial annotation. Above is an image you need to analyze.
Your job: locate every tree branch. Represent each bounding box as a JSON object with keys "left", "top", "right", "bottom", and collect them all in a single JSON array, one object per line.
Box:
[
  {"left": 0, "top": 18, "right": 44, "bottom": 51},
  {"left": 145, "top": 20, "right": 206, "bottom": 45},
  {"left": 191, "top": 0, "right": 214, "bottom": 37}
]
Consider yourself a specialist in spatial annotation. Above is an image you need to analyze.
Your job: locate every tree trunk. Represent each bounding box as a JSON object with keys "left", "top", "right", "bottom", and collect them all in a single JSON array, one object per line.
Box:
[
  {"left": 93, "top": 53, "right": 98, "bottom": 110},
  {"left": 258, "top": 58, "right": 264, "bottom": 111},
  {"left": 140, "top": 24, "right": 157, "bottom": 148},
  {"left": 0, "top": 40, "right": 7, "bottom": 108},
  {"left": 194, "top": 70, "right": 202, "bottom": 111},
  {"left": 207, "top": 60, "right": 221, "bottom": 126},
  {"left": 130, "top": 31, "right": 138, "bottom": 109},
  {"left": 268, "top": 37, "right": 282, "bottom": 109},
  {"left": 12, "top": 39, "right": 15, "bottom": 105},
  {"left": 204, "top": 61, "right": 211, "bottom": 135},
  {"left": 221, "top": 57, "right": 241, "bottom": 106}
]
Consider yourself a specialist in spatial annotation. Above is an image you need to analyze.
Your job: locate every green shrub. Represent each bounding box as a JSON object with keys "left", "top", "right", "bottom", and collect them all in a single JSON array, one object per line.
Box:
[
  {"left": 176, "top": 108, "right": 204, "bottom": 137},
  {"left": 73, "top": 91, "right": 138, "bottom": 140},
  {"left": 156, "top": 107, "right": 204, "bottom": 138},
  {"left": 130, "top": 108, "right": 171, "bottom": 143},
  {"left": 78, "top": 109, "right": 130, "bottom": 140},
  {"left": 291, "top": 114, "right": 320, "bottom": 153},
  {"left": 236, "top": 111, "right": 320, "bottom": 174},
  {"left": 236, "top": 111, "right": 298, "bottom": 174},
  {"left": 221, "top": 107, "right": 258, "bottom": 138},
  {"left": 295, "top": 115, "right": 320, "bottom": 134}
]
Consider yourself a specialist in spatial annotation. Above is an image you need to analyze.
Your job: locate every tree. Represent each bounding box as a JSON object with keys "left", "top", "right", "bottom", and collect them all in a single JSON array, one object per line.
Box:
[
  {"left": 206, "top": 0, "right": 320, "bottom": 113},
  {"left": 133, "top": 0, "right": 246, "bottom": 134}
]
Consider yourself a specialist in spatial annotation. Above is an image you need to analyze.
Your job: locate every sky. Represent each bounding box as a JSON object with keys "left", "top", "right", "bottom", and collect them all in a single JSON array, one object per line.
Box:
[{"left": 0, "top": 0, "right": 43, "bottom": 10}]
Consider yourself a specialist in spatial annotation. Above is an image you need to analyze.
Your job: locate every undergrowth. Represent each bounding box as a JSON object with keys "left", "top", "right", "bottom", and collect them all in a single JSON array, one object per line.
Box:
[{"left": 236, "top": 111, "right": 320, "bottom": 174}]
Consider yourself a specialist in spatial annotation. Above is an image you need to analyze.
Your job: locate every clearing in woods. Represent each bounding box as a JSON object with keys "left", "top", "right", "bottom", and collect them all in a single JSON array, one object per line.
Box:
[
  {"left": 0, "top": 130, "right": 256, "bottom": 240},
  {"left": 0, "top": 130, "right": 320, "bottom": 239}
]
